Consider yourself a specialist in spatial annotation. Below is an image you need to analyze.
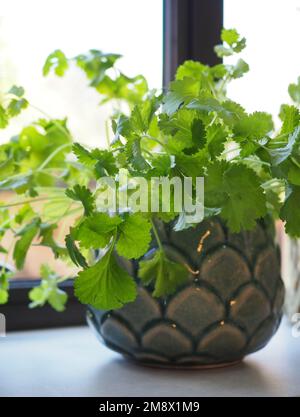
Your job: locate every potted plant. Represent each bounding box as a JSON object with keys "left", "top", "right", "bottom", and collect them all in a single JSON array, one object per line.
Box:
[{"left": 0, "top": 28, "right": 298, "bottom": 367}]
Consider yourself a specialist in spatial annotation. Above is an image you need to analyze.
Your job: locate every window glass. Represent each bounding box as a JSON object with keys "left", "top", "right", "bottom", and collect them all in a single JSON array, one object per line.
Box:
[
  {"left": 0, "top": 0, "right": 163, "bottom": 278},
  {"left": 224, "top": 0, "right": 300, "bottom": 120}
]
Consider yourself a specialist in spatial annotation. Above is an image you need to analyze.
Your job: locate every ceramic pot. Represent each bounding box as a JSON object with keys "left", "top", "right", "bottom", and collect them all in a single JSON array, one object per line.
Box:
[{"left": 87, "top": 217, "right": 284, "bottom": 368}]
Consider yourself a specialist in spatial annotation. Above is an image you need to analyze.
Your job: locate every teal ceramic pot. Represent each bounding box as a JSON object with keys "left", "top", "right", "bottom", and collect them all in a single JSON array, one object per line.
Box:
[{"left": 87, "top": 217, "right": 284, "bottom": 368}]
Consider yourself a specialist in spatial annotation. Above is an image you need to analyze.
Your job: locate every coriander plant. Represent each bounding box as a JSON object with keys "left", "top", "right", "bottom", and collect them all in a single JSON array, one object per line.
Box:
[{"left": 0, "top": 29, "right": 300, "bottom": 311}]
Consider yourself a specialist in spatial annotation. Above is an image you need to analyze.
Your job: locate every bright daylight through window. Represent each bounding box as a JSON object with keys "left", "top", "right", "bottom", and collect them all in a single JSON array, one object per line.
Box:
[{"left": 0, "top": 0, "right": 163, "bottom": 278}]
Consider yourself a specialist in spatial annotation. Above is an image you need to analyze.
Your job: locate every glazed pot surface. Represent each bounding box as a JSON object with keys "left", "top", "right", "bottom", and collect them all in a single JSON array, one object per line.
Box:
[{"left": 87, "top": 217, "right": 284, "bottom": 368}]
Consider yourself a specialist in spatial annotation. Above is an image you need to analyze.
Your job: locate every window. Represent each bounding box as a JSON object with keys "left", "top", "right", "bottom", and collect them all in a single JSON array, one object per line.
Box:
[
  {"left": 0, "top": 0, "right": 163, "bottom": 280},
  {"left": 0, "top": 0, "right": 223, "bottom": 330},
  {"left": 224, "top": 0, "right": 300, "bottom": 120}
]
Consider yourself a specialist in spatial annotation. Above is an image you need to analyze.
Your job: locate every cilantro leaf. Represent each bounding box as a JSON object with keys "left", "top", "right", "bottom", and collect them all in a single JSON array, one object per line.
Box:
[
  {"left": 74, "top": 250, "right": 137, "bottom": 309},
  {"left": 8, "top": 85, "right": 25, "bottom": 97},
  {"left": 39, "top": 223, "right": 67, "bottom": 258},
  {"left": 279, "top": 105, "right": 300, "bottom": 135},
  {"left": 65, "top": 184, "right": 95, "bottom": 216},
  {"left": 29, "top": 264, "right": 68, "bottom": 312},
  {"left": 233, "top": 112, "right": 274, "bottom": 140},
  {"left": 0, "top": 271, "right": 11, "bottom": 304},
  {"left": 7, "top": 98, "right": 28, "bottom": 117},
  {"left": 43, "top": 50, "right": 69, "bottom": 76},
  {"left": 214, "top": 29, "right": 246, "bottom": 58},
  {"left": 13, "top": 218, "right": 40, "bottom": 269},
  {"left": 163, "top": 78, "right": 200, "bottom": 115},
  {"left": 221, "top": 28, "right": 240, "bottom": 45},
  {"left": 205, "top": 162, "right": 267, "bottom": 231},
  {"left": 111, "top": 114, "right": 131, "bottom": 144},
  {"left": 130, "top": 98, "right": 159, "bottom": 134},
  {"left": 230, "top": 59, "right": 249, "bottom": 79},
  {"left": 288, "top": 77, "right": 300, "bottom": 104},
  {"left": 73, "top": 143, "right": 117, "bottom": 177},
  {"left": 77, "top": 213, "right": 122, "bottom": 249},
  {"left": 176, "top": 60, "right": 209, "bottom": 81},
  {"left": 221, "top": 165, "right": 267, "bottom": 232},
  {"left": 269, "top": 126, "right": 300, "bottom": 165},
  {"left": 116, "top": 213, "right": 151, "bottom": 259},
  {"left": 65, "top": 232, "right": 88, "bottom": 268},
  {"left": 160, "top": 109, "right": 206, "bottom": 153},
  {"left": 126, "top": 138, "right": 150, "bottom": 171},
  {"left": 139, "top": 249, "right": 188, "bottom": 297},
  {"left": 205, "top": 161, "right": 229, "bottom": 207},
  {"left": 0, "top": 105, "right": 8, "bottom": 129},
  {"left": 280, "top": 187, "right": 300, "bottom": 237},
  {"left": 206, "top": 123, "right": 228, "bottom": 158}
]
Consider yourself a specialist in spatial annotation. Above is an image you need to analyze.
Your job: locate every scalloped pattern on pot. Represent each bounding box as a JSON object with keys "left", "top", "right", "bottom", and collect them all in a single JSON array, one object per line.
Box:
[{"left": 87, "top": 217, "right": 284, "bottom": 367}]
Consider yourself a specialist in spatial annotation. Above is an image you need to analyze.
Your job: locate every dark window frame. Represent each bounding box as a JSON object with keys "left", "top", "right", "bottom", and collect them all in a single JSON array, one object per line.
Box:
[{"left": 1, "top": 0, "right": 223, "bottom": 331}]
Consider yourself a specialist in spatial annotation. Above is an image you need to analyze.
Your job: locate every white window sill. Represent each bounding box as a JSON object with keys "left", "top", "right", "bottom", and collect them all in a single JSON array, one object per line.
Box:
[{"left": 0, "top": 318, "right": 299, "bottom": 397}]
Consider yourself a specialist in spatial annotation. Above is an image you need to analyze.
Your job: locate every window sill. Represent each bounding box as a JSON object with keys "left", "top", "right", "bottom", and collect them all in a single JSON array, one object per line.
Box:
[{"left": 0, "top": 319, "right": 299, "bottom": 397}]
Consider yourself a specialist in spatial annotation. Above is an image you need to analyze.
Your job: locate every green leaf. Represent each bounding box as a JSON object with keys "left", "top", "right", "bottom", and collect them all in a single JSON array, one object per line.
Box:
[
  {"left": 13, "top": 218, "right": 40, "bottom": 269},
  {"left": 72, "top": 143, "right": 96, "bottom": 167},
  {"left": 214, "top": 29, "right": 246, "bottom": 57},
  {"left": 288, "top": 77, "right": 300, "bottom": 104},
  {"left": 43, "top": 50, "right": 69, "bottom": 76},
  {"left": 29, "top": 264, "right": 68, "bottom": 312},
  {"left": 74, "top": 250, "right": 137, "bottom": 310},
  {"left": 0, "top": 271, "right": 11, "bottom": 304},
  {"left": 205, "top": 161, "right": 228, "bottom": 207},
  {"left": 73, "top": 143, "right": 117, "bottom": 177},
  {"left": 163, "top": 78, "right": 200, "bottom": 115},
  {"left": 269, "top": 126, "right": 300, "bottom": 165},
  {"left": 279, "top": 105, "right": 300, "bottom": 135},
  {"left": 187, "top": 97, "right": 243, "bottom": 126},
  {"left": 280, "top": 187, "right": 300, "bottom": 237},
  {"left": 126, "top": 138, "right": 150, "bottom": 171},
  {"left": 221, "top": 165, "right": 267, "bottom": 232},
  {"left": 75, "top": 50, "right": 121, "bottom": 86},
  {"left": 0, "top": 105, "right": 8, "bottom": 129},
  {"left": 77, "top": 213, "right": 122, "bottom": 249},
  {"left": 65, "top": 184, "right": 95, "bottom": 216},
  {"left": 214, "top": 45, "right": 233, "bottom": 58},
  {"left": 15, "top": 204, "right": 35, "bottom": 225},
  {"left": 139, "top": 249, "right": 188, "bottom": 297},
  {"left": 230, "top": 59, "right": 249, "bottom": 79},
  {"left": 0, "top": 288, "right": 8, "bottom": 304},
  {"left": 8, "top": 85, "right": 25, "bottom": 97},
  {"left": 65, "top": 232, "right": 88, "bottom": 268},
  {"left": 175, "top": 150, "right": 207, "bottom": 177},
  {"left": 288, "top": 164, "right": 300, "bottom": 186},
  {"left": 130, "top": 98, "right": 158, "bottom": 134},
  {"left": 234, "top": 112, "right": 273, "bottom": 140},
  {"left": 160, "top": 109, "right": 205, "bottom": 153},
  {"left": 176, "top": 60, "right": 209, "bottom": 81},
  {"left": 39, "top": 224, "right": 67, "bottom": 258},
  {"left": 205, "top": 123, "right": 228, "bottom": 158},
  {"left": 7, "top": 98, "right": 28, "bottom": 117},
  {"left": 116, "top": 213, "right": 151, "bottom": 259},
  {"left": 111, "top": 114, "right": 131, "bottom": 144},
  {"left": 221, "top": 28, "right": 240, "bottom": 45}
]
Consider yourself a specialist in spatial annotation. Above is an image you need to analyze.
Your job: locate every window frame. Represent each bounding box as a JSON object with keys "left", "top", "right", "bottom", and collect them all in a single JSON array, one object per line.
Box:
[{"left": 1, "top": 0, "right": 223, "bottom": 331}]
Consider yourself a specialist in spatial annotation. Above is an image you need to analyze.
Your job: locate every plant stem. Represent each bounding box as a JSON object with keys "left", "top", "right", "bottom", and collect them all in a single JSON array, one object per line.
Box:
[
  {"left": 142, "top": 135, "right": 166, "bottom": 149},
  {"left": 29, "top": 103, "right": 73, "bottom": 141},
  {"left": 150, "top": 218, "right": 163, "bottom": 251},
  {"left": 291, "top": 157, "right": 300, "bottom": 169},
  {"left": 0, "top": 196, "right": 64, "bottom": 209},
  {"left": 37, "top": 143, "right": 72, "bottom": 171},
  {"left": 105, "top": 119, "right": 111, "bottom": 148}
]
